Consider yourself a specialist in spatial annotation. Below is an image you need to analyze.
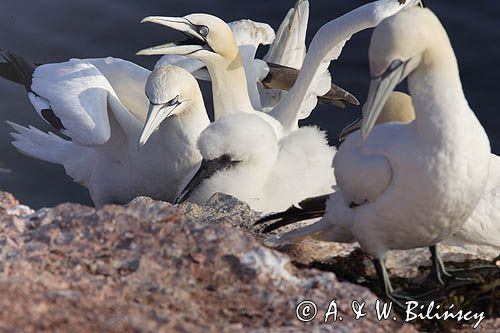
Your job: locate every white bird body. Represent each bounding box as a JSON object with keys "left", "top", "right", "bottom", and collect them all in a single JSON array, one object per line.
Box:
[
  {"left": 6, "top": 60, "right": 208, "bottom": 206},
  {"left": 177, "top": 113, "right": 336, "bottom": 213},
  {"left": 341, "top": 91, "right": 500, "bottom": 250},
  {"left": 260, "top": 9, "right": 491, "bottom": 296},
  {"left": 333, "top": 8, "right": 490, "bottom": 258}
]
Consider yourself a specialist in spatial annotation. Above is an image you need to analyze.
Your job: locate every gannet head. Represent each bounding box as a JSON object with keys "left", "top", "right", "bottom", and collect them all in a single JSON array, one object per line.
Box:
[
  {"left": 138, "top": 65, "right": 201, "bottom": 148},
  {"left": 339, "top": 91, "right": 415, "bottom": 141},
  {"left": 137, "top": 14, "right": 239, "bottom": 61},
  {"left": 361, "top": 7, "right": 439, "bottom": 141},
  {"left": 175, "top": 113, "right": 278, "bottom": 204}
]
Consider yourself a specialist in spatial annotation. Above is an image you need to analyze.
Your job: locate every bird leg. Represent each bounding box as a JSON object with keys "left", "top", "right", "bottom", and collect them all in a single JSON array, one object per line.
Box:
[
  {"left": 372, "top": 258, "right": 414, "bottom": 308},
  {"left": 429, "top": 245, "right": 452, "bottom": 285}
]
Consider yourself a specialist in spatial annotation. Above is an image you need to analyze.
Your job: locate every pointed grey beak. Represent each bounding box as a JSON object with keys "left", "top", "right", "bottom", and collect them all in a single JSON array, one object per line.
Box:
[
  {"left": 137, "top": 16, "right": 212, "bottom": 56},
  {"left": 175, "top": 155, "right": 240, "bottom": 204},
  {"left": 361, "top": 61, "right": 407, "bottom": 141},
  {"left": 138, "top": 103, "right": 178, "bottom": 149}
]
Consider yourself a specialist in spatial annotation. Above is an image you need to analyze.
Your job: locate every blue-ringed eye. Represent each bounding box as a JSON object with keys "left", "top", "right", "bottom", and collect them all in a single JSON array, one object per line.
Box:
[{"left": 198, "top": 26, "right": 209, "bottom": 37}]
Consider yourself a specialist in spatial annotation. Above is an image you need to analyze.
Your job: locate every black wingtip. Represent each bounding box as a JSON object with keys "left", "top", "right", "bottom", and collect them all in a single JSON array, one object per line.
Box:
[{"left": 0, "top": 49, "right": 37, "bottom": 91}]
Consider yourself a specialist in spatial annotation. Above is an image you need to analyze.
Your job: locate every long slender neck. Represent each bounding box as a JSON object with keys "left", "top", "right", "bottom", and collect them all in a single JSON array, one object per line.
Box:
[
  {"left": 204, "top": 49, "right": 255, "bottom": 119},
  {"left": 408, "top": 34, "right": 478, "bottom": 146},
  {"left": 271, "top": 0, "right": 410, "bottom": 133}
]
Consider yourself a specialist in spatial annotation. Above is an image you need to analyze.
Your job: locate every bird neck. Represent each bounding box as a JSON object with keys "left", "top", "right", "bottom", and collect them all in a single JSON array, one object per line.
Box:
[
  {"left": 204, "top": 49, "right": 255, "bottom": 118},
  {"left": 271, "top": 0, "right": 404, "bottom": 133},
  {"left": 408, "top": 34, "right": 482, "bottom": 147}
]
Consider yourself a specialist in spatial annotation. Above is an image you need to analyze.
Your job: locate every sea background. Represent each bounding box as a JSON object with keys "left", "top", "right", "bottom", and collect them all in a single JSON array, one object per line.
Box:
[{"left": 0, "top": 0, "right": 499, "bottom": 208}]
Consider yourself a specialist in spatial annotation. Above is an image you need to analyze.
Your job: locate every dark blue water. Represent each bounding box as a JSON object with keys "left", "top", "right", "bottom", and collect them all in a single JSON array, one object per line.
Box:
[{"left": 0, "top": 0, "right": 499, "bottom": 208}]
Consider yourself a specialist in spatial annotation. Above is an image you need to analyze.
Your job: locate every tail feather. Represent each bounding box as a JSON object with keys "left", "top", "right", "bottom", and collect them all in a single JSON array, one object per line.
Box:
[
  {"left": 273, "top": 219, "right": 331, "bottom": 244},
  {"left": 255, "top": 194, "right": 328, "bottom": 233},
  {"left": 8, "top": 121, "right": 93, "bottom": 187},
  {"left": 7, "top": 121, "right": 71, "bottom": 165},
  {"left": 0, "top": 50, "right": 37, "bottom": 91}
]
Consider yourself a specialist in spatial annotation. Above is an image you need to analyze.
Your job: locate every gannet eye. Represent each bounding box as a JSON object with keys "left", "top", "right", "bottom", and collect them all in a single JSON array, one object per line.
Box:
[
  {"left": 387, "top": 59, "right": 403, "bottom": 73},
  {"left": 167, "top": 95, "right": 180, "bottom": 106},
  {"left": 198, "top": 26, "right": 209, "bottom": 37}
]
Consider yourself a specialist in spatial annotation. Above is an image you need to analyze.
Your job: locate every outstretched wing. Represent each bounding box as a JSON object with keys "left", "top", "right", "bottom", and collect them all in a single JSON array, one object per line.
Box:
[
  {"left": 30, "top": 59, "right": 116, "bottom": 146},
  {"left": 260, "top": 0, "right": 310, "bottom": 111},
  {"left": 264, "top": 0, "right": 308, "bottom": 69},
  {"left": 85, "top": 57, "right": 150, "bottom": 123}
]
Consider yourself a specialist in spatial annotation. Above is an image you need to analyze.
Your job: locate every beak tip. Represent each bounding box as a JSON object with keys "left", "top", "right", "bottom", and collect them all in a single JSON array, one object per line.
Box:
[{"left": 140, "top": 16, "right": 154, "bottom": 24}]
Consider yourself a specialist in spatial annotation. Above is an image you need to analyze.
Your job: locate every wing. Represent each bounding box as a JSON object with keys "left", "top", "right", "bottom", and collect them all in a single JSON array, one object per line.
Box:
[
  {"left": 485, "top": 154, "right": 500, "bottom": 191},
  {"left": 30, "top": 59, "right": 116, "bottom": 146},
  {"left": 85, "top": 57, "right": 150, "bottom": 123},
  {"left": 260, "top": 0, "right": 310, "bottom": 111},
  {"left": 263, "top": 0, "right": 309, "bottom": 69},
  {"left": 333, "top": 133, "right": 392, "bottom": 206}
]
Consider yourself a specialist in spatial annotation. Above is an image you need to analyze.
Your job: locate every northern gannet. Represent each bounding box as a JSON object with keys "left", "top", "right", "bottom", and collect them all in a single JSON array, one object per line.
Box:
[
  {"left": 255, "top": 91, "right": 417, "bottom": 235},
  {"left": 0, "top": 54, "right": 208, "bottom": 206},
  {"left": 137, "top": 0, "right": 421, "bottom": 136},
  {"left": 259, "top": 7, "right": 491, "bottom": 303},
  {"left": 173, "top": 112, "right": 335, "bottom": 213},
  {"left": 260, "top": 92, "right": 500, "bottom": 251}
]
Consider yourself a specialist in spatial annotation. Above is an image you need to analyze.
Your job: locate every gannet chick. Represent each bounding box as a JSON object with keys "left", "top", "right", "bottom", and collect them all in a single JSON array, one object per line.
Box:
[
  {"left": 175, "top": 113, "right": 335, "bottom": 213},
  {"left": 260, "top": 7, "right": 491, "bottom": 303},
  {"left": 5, "top": 61, "right": 208, "bottom": 206}
]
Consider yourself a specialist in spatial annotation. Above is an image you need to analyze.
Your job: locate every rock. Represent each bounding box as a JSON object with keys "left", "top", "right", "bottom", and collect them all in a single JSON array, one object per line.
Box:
[{"left": 0, "top": 192, "right": 497, "bottom": 332}]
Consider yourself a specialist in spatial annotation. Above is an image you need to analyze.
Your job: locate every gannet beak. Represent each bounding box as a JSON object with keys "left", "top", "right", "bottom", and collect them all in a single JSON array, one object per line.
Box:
[
  {"left": 339, "top": 116, "right": 363, "bottom": 142},
  {"left": 138, "top": 103, "right": 179, "bottom": 149},
  {"left": 261, "top": 62, "right": 359, "bottom": 108},
  {"left": 361, "top": 61, "right": 407, "bottom": 141},
  {"left": 175, "top": 155, "right": 240, "bottom": 204},
  {"left": 137, "top": 16, "right": 213, "bottom": 56}
]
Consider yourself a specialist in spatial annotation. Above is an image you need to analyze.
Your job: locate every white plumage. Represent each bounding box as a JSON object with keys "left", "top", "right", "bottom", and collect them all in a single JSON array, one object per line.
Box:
[
  {"left": 261, "top": 7, "right": 492, "bottom": 301},
  {"left": 7, "top": 61, "right": 208, "bottom": 206},
  {"left": 176, "top": 113, "right": 336, "bottom": 213}
]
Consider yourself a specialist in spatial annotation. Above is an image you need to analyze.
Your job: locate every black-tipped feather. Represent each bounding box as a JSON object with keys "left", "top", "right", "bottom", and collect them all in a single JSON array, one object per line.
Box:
[
  {"left": 0, "top": 50, "right": 65, "bottom": 131},
  {"left": 255, "top": 194, "right": 329, "bottom": 233},
  {"left": 0, "top": 50, "right": 37, "bottom": 91}
]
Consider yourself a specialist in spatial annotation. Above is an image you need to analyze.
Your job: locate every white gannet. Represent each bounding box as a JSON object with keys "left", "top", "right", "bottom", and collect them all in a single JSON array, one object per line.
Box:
[
  {"left": 260, "top": 92, "right": 500, "bottom": 251},
  {"left": 255, "top": 91, "right": 417, "bottom": 234},
  {"left": 137, "top": 0, "right": 421, "bottom": 136},
  {"left": 173, "top": 112, "right": 335, "bottom": 213},
  {"left": 259, "top": 7, "right": 492, "bottom": 302},
  {"left": 341, "top": 92, "right": 500, "bottom": 250},
  {"left": 0, "top": 54, "right": 209, "bottom": 206}
]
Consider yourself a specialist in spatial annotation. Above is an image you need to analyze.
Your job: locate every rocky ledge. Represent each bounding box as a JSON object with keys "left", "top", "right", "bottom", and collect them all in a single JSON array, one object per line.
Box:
[{"left": 0, "top": 191, "right": 498, "bottom": 332}]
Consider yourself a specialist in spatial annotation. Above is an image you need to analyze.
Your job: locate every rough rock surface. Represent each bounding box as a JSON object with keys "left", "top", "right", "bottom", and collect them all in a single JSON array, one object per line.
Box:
[{"left": 0, "top": 191, "right": 497, "bottom": 332}]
